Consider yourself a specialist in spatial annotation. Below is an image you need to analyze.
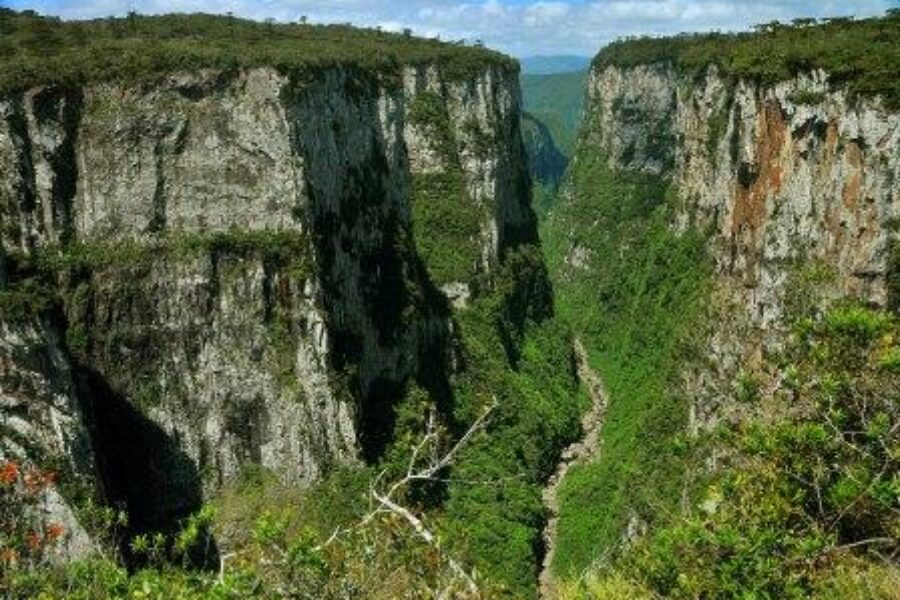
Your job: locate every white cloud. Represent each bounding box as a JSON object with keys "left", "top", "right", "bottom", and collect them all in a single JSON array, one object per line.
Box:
[
  {"left": 5, "top": 0, "right": 897, "bottom": 57},
  {"left": 524, "top": 2, "right": 571, "bottom": 27}
]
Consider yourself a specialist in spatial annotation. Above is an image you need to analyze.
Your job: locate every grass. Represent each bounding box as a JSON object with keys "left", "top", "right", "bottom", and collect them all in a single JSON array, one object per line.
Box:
[
  {"left": 0, "top": 9, "right": 516, "bottom": 94},
  {"left": 541, "top": 142, "right": 711, "bottom": 576},
  {"left": 593, "top": 11, "right": 900, "bottom": 108}
]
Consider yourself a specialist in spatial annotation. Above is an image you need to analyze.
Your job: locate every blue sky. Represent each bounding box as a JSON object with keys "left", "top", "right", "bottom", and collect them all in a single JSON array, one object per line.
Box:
[{"left": 1, "top": 0, "right": 897, "bottom": 57}]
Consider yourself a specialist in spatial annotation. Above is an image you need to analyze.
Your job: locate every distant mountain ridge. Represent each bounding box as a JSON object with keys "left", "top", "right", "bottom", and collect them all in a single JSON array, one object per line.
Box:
[
  {"left": 520, "top": 70, "right": 586, "bottom": 156},
  {"left": 520, "top": 54, "right": 591, "bottom": 74}
]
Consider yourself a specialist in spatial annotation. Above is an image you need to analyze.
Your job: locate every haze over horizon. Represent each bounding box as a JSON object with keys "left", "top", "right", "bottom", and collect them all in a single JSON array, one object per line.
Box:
[{"left": 1, "top": 0, "right": 896, "bottom": 58}]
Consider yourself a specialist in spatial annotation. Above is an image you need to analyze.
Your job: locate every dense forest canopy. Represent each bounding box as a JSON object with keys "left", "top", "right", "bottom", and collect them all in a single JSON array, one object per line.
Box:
[
  {"left": 0, "top": 9, "right": 516, "bottom": 93},
  {"left": 594, "top": 11, "right": 900, "bottom": 108}
]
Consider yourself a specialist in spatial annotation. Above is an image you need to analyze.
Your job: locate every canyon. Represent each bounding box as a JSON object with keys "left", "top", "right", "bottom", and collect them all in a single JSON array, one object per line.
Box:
[{"left": 1, "top": 9, "right": 899, "bottom": 599}]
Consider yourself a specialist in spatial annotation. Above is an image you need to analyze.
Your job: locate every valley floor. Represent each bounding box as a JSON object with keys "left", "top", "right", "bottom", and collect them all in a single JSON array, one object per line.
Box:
[{"left": 539, "top": 339, "right": 608, "bottom": 597}]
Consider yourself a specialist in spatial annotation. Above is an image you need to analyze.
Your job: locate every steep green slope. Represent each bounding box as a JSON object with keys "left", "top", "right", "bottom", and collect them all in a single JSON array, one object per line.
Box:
[
  {"left": 558, "top": 303, "right": 900, "bottom": 599},
  {"left": 542, "top": 143, "right": 711, "bottom": 575},
  {"left": 543, "top": 11, "right": 900, "bottom": 598},
  {"left": 521, "top": 70, "right": 586, "bottom": 156}
]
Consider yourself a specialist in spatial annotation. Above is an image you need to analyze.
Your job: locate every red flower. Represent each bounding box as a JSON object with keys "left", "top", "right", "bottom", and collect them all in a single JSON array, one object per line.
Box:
[
  {"left": 45, "top": 523, "right": 65, "bottom": 542},
  {"left": 26, "top": 532, "right": 43, "bottom": 551},
  {"left": 0, "top": 461, "right": 18, "bottom": 486},
  {"left": 23, "top": 470, "right": 46, "bottom": 495}
]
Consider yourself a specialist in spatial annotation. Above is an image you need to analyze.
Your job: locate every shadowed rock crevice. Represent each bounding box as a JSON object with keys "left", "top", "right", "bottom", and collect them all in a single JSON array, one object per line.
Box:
[{"left": 76, "top": 364, "right": 217, "bottom": 569}]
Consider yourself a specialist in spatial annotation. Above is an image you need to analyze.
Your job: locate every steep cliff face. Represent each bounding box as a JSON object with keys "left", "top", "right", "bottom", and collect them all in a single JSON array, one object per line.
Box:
[
  {"left": 0, "top": 58, "right": 533, "bottom": 542},
  {"left": 544, "top": 17, "right": 900, "bottom": 578},
  {"left": 522, "top": 112, "right": 568, "bottom": 187},
  {"left": 0, "top": 318, "right": 95, "bottom": 558},
  {"left": 585, "top": 62, "right": 900, "bottom": 424}
]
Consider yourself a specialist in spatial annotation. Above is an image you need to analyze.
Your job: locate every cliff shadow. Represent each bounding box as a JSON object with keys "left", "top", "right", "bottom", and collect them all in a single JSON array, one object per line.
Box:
[
  {"left": 76, "top": 366, "right": 217, "bottom": 570},
  {"left": 287, "top": 70, "right": 462, "bottom": 466}
]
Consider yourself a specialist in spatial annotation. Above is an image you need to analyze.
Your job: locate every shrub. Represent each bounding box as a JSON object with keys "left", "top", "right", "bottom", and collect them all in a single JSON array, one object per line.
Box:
[
  {"left": 593, "top": 12, "right": 900, "bottom": 109},
  {"left": 0, "top": 460, "right": 66, "bottom": 571},
  {"left": 557, "top": 304, "right": 900, "bottom": 598}
]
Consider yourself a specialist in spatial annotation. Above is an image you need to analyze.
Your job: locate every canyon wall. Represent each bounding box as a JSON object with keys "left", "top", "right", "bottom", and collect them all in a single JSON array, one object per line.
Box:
[
  {"left": 584, "top": 62, "right": 900, "bottom": 425},
  {"left": 0, "top": 60, "right": 533, "bottom": 543}
]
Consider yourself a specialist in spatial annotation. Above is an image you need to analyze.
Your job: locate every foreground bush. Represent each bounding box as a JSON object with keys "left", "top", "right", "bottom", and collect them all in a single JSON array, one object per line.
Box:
[{"left": 558, "top": 304, "right": 900, "bottom": 599}]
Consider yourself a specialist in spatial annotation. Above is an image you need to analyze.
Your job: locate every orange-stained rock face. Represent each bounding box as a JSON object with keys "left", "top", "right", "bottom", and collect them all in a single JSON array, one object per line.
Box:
[
  {"left": 842, "top": 141, "right": 863, "bottom": 211},
  {"left": 729, "top": 100, "right": 788, "bottom": 280},
  {"left": 732, "top": 101, "right": 786, "bottom": 237},
  {"left": 590, "top": 63, "right": 900, "bottom": 427}
]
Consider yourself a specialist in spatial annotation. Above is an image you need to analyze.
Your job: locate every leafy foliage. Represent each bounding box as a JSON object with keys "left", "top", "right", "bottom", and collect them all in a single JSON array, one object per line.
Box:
[
  {"left": 593, "top": 11, "right": 900, "bottom": 108},
  {"left": 408, "top": 91, "right": 487, "bottom": 286},
  {"left": 0, "top": 9, "right": 516, "bottom": 94},
  {"left": 560, "top": 304, "right": 900, "bottom": 599},
  {"left": 542, "top": 133, "right": 711, "bottom": 575},
  {"left": 0, "top": 460, "right": 66, "bottom": 570},
  {"left": 410, "top": 171, "right": 484, "bottom": 286},
  {"left": 2, "top": 507, "right": 490, "bottom": 599},
  {"left": 374, "top": 245, "right": 584, "bottom": 597}
]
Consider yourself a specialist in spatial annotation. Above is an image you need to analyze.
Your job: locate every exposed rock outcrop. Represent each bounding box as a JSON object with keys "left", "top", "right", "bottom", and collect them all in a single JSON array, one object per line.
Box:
[
  {"left": 585, "top": 62, "right": 900, "bottom": 425},
  {"left": 0, "top": 318, "right": 95, "bottom": 559},
  {"left": 0, "top": 58, "right": 533, "bottom": 551}
]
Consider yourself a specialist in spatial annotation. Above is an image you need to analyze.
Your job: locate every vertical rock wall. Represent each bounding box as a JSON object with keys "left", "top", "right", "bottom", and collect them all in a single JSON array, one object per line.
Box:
[
  {"left": 0, "top": 60, "right": 533, "bottom": 546},
  {"left": 585, "top": 62, "right": 900, "bottom": 424}
]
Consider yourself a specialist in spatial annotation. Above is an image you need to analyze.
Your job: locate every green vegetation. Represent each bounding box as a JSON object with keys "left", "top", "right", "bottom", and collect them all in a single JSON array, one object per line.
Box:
[
  {"left": 410, "top": 171, "right": 485, "bottom": 285},
  {"left": 788, "top": 88, "right": 828, "bottom": 105},
  {"left": 705, "top": 88, "right": 733, "bottom": 163},
  {"left": 559, "top": 303, "right": 900, "bottom": 599},
  {"left": 1, "top": 467, "right": 489, "bottom": 598},
  {"left": 213, "top": 464, "right": 371, "bottom": 554},
  {"left": 542, "top": 139, "right": 711, "bottom": 575},
  {"left": 438, "top": 247, "right": 585, "bottom": 596},
  {"left": 408, "top": 91, "right": 486, "bottom": 286},
  {"left": 0, "top": 9, "right": 516, "bottom": 94},
  {"left": 0, "top": 229, "right": 312, "bottom": 322},
  {"left": 0, "top": 243, "right": 582, "bottom": 599},
  {"left": 594, "top": 12, "right": 900, "bottom": 108},
  {"left": 364, "top": 243, "right": 583, "bottom": 597},
  {"left": 521, "top": 71, "right": 586, "bottom": 156}
]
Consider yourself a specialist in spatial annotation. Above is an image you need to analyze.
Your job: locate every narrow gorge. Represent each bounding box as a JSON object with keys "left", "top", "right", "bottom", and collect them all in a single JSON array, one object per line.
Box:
[
  {"left": 0, "top": 13, "right": 585, "bottom": 597},
  {"left": 1, "top": 8, "right": 899, "bottom": 600}
]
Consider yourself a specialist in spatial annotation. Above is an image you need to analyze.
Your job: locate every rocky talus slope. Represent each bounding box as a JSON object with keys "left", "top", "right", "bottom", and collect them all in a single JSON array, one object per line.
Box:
[{"left": 0, "top": 58, "right": 534, "bottom": 554}]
